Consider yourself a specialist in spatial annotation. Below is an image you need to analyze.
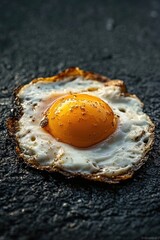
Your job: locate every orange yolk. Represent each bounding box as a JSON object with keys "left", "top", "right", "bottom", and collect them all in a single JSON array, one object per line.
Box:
[{"left": 44, "top": 94, "right": 117, "bottom": 148}]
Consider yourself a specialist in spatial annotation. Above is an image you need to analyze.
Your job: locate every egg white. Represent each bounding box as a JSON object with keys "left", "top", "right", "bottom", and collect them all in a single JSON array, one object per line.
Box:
[{"left": 16, "top": 77, "right": 153, "bottom": 177}]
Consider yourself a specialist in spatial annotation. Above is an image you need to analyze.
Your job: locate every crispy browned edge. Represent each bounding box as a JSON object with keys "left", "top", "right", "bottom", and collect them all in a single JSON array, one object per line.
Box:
[{"left": 6, "top": 67, "right": 155, "bottom": 184}]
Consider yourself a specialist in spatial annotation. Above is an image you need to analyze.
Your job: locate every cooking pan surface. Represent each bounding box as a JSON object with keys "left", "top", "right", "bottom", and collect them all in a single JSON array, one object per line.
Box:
[{"left": 0, "top": 0, "right": 160, "bottom": 239}]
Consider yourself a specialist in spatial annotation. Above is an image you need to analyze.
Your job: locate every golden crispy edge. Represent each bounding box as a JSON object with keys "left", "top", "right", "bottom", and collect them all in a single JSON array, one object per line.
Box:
[{"left": 7, "top": 67, "right": 155, "bottom": 184}]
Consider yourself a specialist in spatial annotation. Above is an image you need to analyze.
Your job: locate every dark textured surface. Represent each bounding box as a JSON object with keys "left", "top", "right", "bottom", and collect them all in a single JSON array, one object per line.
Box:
[{"left": 0, "top": 0, "right": 160, "bottom": 239}]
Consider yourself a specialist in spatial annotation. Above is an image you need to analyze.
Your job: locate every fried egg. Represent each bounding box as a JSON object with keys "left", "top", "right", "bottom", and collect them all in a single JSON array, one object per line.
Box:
[{"left": 8, "top": 68, "right": 155, "bottom": 183}]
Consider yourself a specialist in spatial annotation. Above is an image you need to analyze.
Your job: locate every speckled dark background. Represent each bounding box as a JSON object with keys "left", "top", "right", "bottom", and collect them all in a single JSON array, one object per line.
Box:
[{"left": 0, "top": 0, "right": 160, "bottom": 239}]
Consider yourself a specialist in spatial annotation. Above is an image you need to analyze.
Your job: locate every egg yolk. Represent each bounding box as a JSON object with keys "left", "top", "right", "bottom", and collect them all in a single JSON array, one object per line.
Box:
[{"left": 44, "top": 94, "right": 117, "bottom": 148}]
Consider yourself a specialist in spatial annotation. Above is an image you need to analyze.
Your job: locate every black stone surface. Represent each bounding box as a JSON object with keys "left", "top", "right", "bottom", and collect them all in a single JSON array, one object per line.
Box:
[{"left": 0, "top": 0, "right": 160, "bottom": 239}]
